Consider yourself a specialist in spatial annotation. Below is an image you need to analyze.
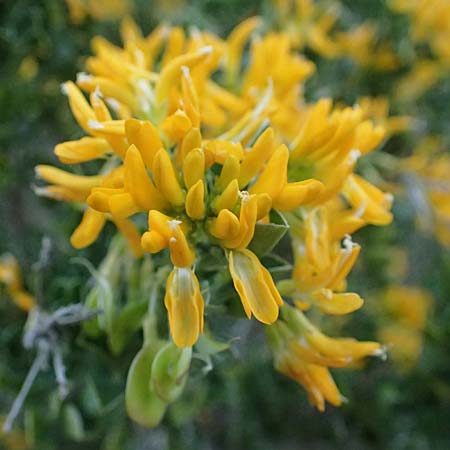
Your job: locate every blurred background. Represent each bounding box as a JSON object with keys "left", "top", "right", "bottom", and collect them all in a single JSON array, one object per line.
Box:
[{"left": 1, "top": 0, "right": 450, "bottom": 449}]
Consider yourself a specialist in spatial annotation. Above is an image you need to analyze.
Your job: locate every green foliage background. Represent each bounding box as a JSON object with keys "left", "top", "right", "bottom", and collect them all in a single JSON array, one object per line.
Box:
[{"left": 1, "top": 1, "right": 449, "bottom": 449}]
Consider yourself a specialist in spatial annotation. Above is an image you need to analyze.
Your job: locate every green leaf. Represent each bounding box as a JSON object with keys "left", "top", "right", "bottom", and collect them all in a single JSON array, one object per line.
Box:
[{"left": 248, "top": 210, "right": 289, "bottom": 257}]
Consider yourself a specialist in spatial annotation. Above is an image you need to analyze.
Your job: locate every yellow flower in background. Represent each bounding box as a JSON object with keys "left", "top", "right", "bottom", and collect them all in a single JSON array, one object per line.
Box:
[
  {"left": 382, "top": 285, "right": 432, "bottom": 329},
  {"left": 66, "top": 0, "right": 132, "bottom": 24},
  {"left": 268, "top": 304, "right": 382, "bottom": 411},
  {"left": 377, "top": 285, "right": 432, "bottom": 371},
  {"left": 358, "top": 97, "right": 411, "bottom": 136},
  {"left": 395, "top": 60, "right": 444, "bottom": 103},
  {"left": 274, "top": 0, "right": 399, "bottom": 71},
  {"left": 0, "top": 255, "right": 35, "bottom": 312},
  {"left": 402, "top": 138, "right": 450, "bottom": 247},
  {"left": 17, "top": 55, "right": 39, "bottom": 81},
  {"left": 389, "top": 0, "right": 450, "bottom": 64},
  {"left": 0, "top": 416, "right": 28, "bottom": 450}
]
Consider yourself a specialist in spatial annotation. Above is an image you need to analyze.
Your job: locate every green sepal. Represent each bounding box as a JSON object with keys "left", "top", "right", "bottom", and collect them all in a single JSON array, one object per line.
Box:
[
  {"left": 248, "top": 210, "right": 289, "bottom": 257},
  {"left": 150, "top": 342, "right": 192, "bottom": 403},
  {"left": 195, "top": 333, "right": 231, "bottom": 356},
  {"left": 125, "top": 342, "right": 168, "bottom": 428}
]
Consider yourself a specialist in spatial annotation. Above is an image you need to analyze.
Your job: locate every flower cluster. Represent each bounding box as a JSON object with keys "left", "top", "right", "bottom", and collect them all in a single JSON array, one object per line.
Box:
[{"left": 36, "top": 16, "right": 393, "bottom": 417}]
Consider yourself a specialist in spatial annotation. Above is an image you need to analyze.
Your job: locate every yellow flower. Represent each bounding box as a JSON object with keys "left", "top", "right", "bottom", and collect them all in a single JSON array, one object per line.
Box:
[
  {"left": 402, "top": 138, "right": 450, "bottom": 247},
  {"left": 65, "top": 0, "right": 132, "bottom": 24},
  {"left": 229, "top": 248, "right": 283, "bottom": 324},
  {"left": 358, "top": 96, "right": 411, "bottom": 136},
  {"left": 164, "top": 267, "right": 204, "bottom": 347},
  {"left": 288, "top": 100, "right": 386, "bottom": 203},
  {"left": 0, "top": 255, "right": 35, "bottom": 312},
  {"left": 342, "top": 174, "right": 394, "bottom": 226},
  {"left": 382, "top": 285, "right": 432, "bottom": 330},
  {"left": 274, "top": 0, "right": 399, "bottom": 70},
  {"left": 389, "top": 0, "right": 450, "bottom": 64},
  {"left": 36, "top": 16, "right": 391, "bottom": 361},
  {"left": 395, "top": 60, "right": 444, "bottom": 102},
  {"left": 268, "top": 304, "right": 382, "bottom": 411},
  {"left": 376, "top": 285, "right": 432, "bottom": 371},
  {"left": 281, "top": 205, "right": 371, "bottom": 316}
]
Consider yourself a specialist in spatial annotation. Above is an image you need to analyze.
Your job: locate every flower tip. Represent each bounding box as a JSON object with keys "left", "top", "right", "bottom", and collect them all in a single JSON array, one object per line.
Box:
[
  {"left": 348, "top": 149, "right": 362, "bottom": 164},
  {"left": 60, "top": 82, "right": 69, "bottom": 95},
  {"left": 93, "top": 85, "right": 103, "bottom": 99},
  {"left": 372, "top": 345, "right": 388, "bottom": 360},
  {"left": 181, "top": 65, "right": 190, "bottom": 77},
  {"left": 198, "top": 45, "right": 214, "bottom": 56},
  {"left": 76, "top": 72, "right": 92, "bottom": 84},
  {"left": 87, "top": 119, "right": 104, "bottom": 130}
]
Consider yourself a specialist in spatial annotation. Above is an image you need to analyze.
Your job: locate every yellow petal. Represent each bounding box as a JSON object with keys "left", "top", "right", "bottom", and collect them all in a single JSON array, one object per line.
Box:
[
  {"left": 70, "top": 208, "right": 106, "bottom": 248},
  {"left": 125, "top": 118, "right": 163, "bottom": 168},
  {"left": 238, "top": 128, "right": 275, "bottom": 188},
  {"left": 255, "top": 193, "right": 272, "bottom": 220},
  {"left": 229, "top": 249, "right": 282, "bottom": 323},
  {"left": 309, "top": 290, "right": 364, "bottom": 315},
  {"left": 216, "top": 154, "right": 240, "bottom": 191},
  {"left": 124, "top": 144, "right": 168, "bottom": 211},
  {"left": 155, "top": 46, "right": 213, "bottom": 105},
  {"left": 141, "top": 230, "right": 168, "bottom": 253},
  {"left": 209, "top": 209, "right": 240, "bottom": 240},
  {"left": 62, "top": 81, "right": 96, "bottom": 134},
  {"left": 35, "top": 165, "right": 104, "bottom": 192},
  {"left": 152, "top": 149, "right": 185, "bottom": 207},
  {"left": 177, "top": 127, "right": 202, "bottom": 165},
  {"left": 165, "top": 267, "right": 204, "bottom": 347},
  {"left": 212, "top": 179, "right": 239, "bottom": 213},
  {"left": 109, "top": 192, "right": 139, "bottom": 218},
  {"left": 249, "top": 144, "right": 289, "bottom": 198},
  {"left": 183, "top": 148, "right": 205, "bottom": 189},
  {"left": 273, "top": 179, "right": 324, "bottom": 211},
  {"left": 55, "top": 137, "right": 110, "bottom": 164},
  {"left": 168, "top": 224, "right": 195, "bottom": 268},
  {"left": 185, "top": 180, "right": 205, "bottom": 220},
  {"left": 222, "top": 194, "right": 258, "bottom": 249},
  {"left": 160, "top": 110, "right": 192, "bottom": 143}
]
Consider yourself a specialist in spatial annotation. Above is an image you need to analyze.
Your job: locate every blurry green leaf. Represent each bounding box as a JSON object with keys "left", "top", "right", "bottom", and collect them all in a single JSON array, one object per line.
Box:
[
  {"left": 48, "top": 389, "right": 63, "bottom": 420},
  {"left": 81, "top": 376, "right": 103, "bottom": 417},
  {"left": 108, "top": 300, "right": 148, "bottom": 355},
  {"left": 62, "top": 403, "right": 85, "bottom": 442}
]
